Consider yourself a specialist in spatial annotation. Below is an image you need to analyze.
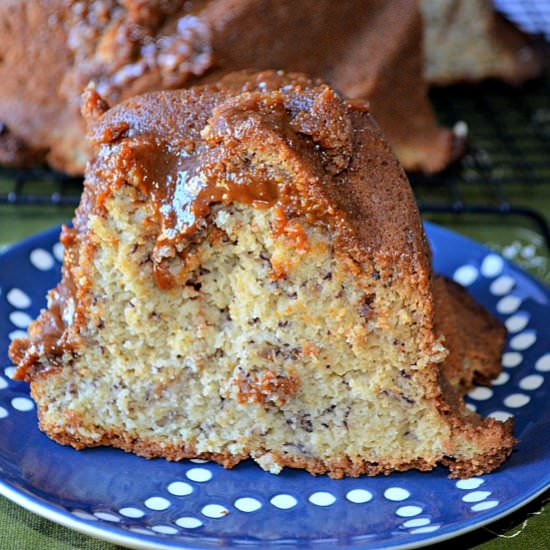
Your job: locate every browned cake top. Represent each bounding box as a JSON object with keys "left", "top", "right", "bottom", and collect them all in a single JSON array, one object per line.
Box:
[{"left": 85, "top": 70, "right": 430, "bottom": 286}]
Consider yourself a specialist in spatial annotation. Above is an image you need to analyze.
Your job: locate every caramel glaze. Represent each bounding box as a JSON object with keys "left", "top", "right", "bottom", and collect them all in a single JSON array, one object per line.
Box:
[
  {"left": 10, "top": 71, "right": 432, "bottom": 381},
  {"left": 88, "top": 72, "right": 357, "bottom": 289},
  {"left": 10, "top": 224, "right": 80, "bottom": 381}
]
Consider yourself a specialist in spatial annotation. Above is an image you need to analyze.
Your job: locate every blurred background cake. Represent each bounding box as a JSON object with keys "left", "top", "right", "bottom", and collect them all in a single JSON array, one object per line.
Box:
[{"left": 0, "top": 0, "right": 542, "bottom": 175}]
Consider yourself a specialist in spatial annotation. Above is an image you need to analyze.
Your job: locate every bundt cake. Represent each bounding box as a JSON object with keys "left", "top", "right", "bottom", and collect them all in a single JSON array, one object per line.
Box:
[
  {"left": 0, "top": 0, "right": 455, "bottom": 175},
  {"left": 422, "top": 0, "right": 543, "bottom": 86},
  {"left": 10, "top": 71, "right": 514, "bottom": 479}
]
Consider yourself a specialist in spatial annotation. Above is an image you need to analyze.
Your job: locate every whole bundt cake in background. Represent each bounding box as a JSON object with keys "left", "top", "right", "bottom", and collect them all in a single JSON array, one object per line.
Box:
[
  {"left": 10, "top": 71, "right": 513, "bottom": 479},
  {"left": 0, "top": 1, "right": 542, "bottom": 176},
  {"left": 0, "top": 0, "right": 456, "bottom": 175}
]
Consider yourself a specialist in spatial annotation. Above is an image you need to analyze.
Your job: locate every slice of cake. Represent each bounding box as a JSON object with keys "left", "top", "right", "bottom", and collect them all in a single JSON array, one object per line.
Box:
[{"left": 10, "top": 71, "right": 514, "bottom": 479}]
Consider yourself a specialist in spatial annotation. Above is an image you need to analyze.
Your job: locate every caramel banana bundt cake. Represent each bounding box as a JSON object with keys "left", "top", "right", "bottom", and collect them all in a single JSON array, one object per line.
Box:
[
  {"left": 0, "top": 0, "right": 454, "bottom": 174},
  {"left": 10, "top": 72, "right": 514, "bottom": 479}
]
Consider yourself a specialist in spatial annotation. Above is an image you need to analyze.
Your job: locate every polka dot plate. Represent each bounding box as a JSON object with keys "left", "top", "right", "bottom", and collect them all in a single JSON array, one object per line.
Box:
[{"left": 1, "top": 222, "right": 549, "bottom": 550}]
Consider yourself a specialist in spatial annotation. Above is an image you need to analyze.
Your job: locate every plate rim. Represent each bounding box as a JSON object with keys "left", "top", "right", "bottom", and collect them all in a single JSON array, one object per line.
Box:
[
  {"left": 1, "top": 477, "right": 549, "bottom": 550},
  {"left": 1, "top": 221, "right": 549, "bottom": 550}
]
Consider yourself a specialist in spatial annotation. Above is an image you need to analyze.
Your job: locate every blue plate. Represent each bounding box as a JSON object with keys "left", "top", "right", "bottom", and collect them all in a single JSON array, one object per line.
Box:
[{"left": 1, "top": 222, "right": 549, "bottom": 550}]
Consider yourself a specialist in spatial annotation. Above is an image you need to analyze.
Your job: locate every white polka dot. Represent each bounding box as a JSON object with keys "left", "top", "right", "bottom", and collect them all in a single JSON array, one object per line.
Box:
[
  {"left": 497, "top": 296, "right": 521, "bottom": 314},
  {"left": 0, "top": 407, "right": 8, "bottom": 419},
  {"left": 201, "top": 504, "right": 229, "bottom": 518},
  {"left": 536, "top": 354, "right": 550, "bottom": 372},
  {"left": 410, "top": 525, "right": 440, "bottom": 534},
  {"left": 9, "top": 311, "right": 32, "bottom": 329},
  {"left": 11, "top": 397, "right": 34, "bottom": 411},
  {"left": 505, "top": 313, "right": 530, "bottom": 334},
  {"left": 521, "top": 244, "right": 536, "bottom": 258},
  {"left": 490, "top": 276, "right": 515, "bottom": 296},
  {"left": 72, "top": 510, "right": 97, "bottom": 521},
  {"left": 519, "top": 374, "right": 544, "bottom": 391},
  {"left": 53, "top": 242, "right": 64, "bottom": 262},
  {"left": 189, "top": 458, "right": 208, "bottom": 463},
  {"left": 489, "top": 411, "right": 514, "bottom": 422},
  {"left": 396, "top": 506, "right": 422, "bottom": 517},
  {"left": 502, "top": 244, "right": 519, "bottom": 259},
  {"left": 502, "top": 352, "right": 522, "bottom": 368},
  {"left": 510, "top": 332, "right": 536, "bottom": 351},
  {"left": 491, "top": 372, "right": 510, "bottom": 386},
  {"left": 403, "top": 518, "right": 431, "bottom": 528},
  {"left": 234, "top": 497, "right": 262, "bottom": 512},
  {"left": 462, "top": 491, "right": 491, "bottom": 503},
  {"left": 384, "top": 487, "right": 410, "bottom": 501},
  {"left": 119, "top": 507, "right": 144, "bottom": 518},
  {"left": 456, "top": 478, "right": 485, "bottom": 490},
  {"left": 481, "top": 255, "right": 504, "bottom": 278},
  {"left": 175, "top": 517, "right": 202, "bottom": 529},
  {"left": 185, "top": 468, "right": 212, "bottom": 483},
  {"left": 466, "top": 402, "right": 477, "bottom": 412},
  {"left": 4, "top": 367, "right": 17, "bottom": 379},
  {"left": 453, "top": 265, "right": 478, "bottom": 286},
  {"left": 471, "top": 500, "right": 499, "bottom": 512},
  {"left": 6, "top": 289, "right": 31, "bottom": 309},
  {"left": 144, "top": 497, "right": 171, "bottom": 511},
  {"left": 9, "top": 330, "right": 28, "bottom": 341},
  {"left": 468, "top": 387, "right": 493, "bottom": 401},
  {"left": 167, "top": 481, "right": 193, "bottom": 496},
  {"left": 309, "top": 492, "right": 336, "bottom": 507},
  {"left": 94, "top": 512, "right": 120, "bottom": 522},
  {"left": 504, "top": 393, "right": 531, "bottom": 408},
  {"left": 0, "top": 377, "right": 8, "bottom": 390},
  {"left": 270, "top": 494, "right": 297, "bottom": 509},
  {"left": 151, "top": 525, "right": 178, "bottom": 535},
  {"left": 30, "top": 249, "right": 55, "bottom": 271},
  {"left": 346, "top": 489, "right": 373, "bottom": 504}
]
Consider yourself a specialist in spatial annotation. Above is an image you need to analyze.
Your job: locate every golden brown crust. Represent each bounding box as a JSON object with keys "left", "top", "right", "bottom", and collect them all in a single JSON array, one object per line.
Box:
[
  {"left": 0, "top": 122, "right": 48, "bottom": 168},
  {"left": 436, "top": 376, "right": 516, "bottom": 478},
  {"left": 34, "top": 404, "right": 513, "bottom": 480},
  {"left": 0, "top": 0, "right": 85, "bottom": 173},
  {"left": 330, "top": 0, "right": 458, "bottom": 173},
  {"left": 434, "top": 276, "right": 506, "bottom": 390},
  {"left": 86, "top": 71, "right": 433, "bottom": 268},
  {"left": 442, "top": 444, "right": 514, "bottom": 479}
]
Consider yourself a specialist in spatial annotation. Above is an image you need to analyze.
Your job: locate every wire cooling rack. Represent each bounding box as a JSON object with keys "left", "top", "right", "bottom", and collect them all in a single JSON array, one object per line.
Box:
[
  {"left": 409, "top": 69, "right": 550, "bottom": 249},
  {"left": 0, "top": 167, "right": 81, "bottom": 206}
]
